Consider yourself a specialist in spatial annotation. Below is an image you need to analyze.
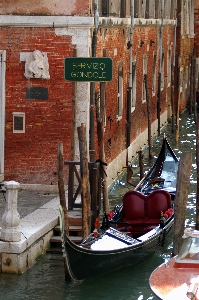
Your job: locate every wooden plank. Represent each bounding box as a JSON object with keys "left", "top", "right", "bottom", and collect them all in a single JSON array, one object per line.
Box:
[
  {"left": 64, "top": 161, "right": 97, "bottom": 166},
  {"left": 68, "top": 217, "right": 82, "bottom": 226},
  {"left": 69, "top": 236, "right": 83, "bottom": 243},
  {"left": 50, "top": 236, "right": 82, "bottom": 243},
  {"left": 64, "top": 161, "right": 81, "bottom": 165},
  {"left": 69, "top": 225, "right": 82, "bottom": 232},
  {"left": 54, "top": 225, "right": 82, "bottom": 232}
]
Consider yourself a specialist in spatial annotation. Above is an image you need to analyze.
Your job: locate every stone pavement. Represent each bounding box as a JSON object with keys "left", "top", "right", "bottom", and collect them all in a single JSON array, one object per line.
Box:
[
  {"left": 0, "top": 189, "right": 59, "bottom": 228},
  {"left": 0, "top": 187, "right": 62, "bottom": 273},
  {"left": 0, "top": 184, "right": 83, "bottom": 274}
]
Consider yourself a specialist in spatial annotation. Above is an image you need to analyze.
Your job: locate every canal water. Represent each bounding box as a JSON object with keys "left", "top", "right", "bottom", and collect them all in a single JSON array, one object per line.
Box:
[{"left": 0, "top": 109, "right": 197, "bottom": 300}]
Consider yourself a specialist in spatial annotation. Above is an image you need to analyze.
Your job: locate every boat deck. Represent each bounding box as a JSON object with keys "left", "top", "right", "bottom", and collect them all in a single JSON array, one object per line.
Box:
[{"left": 149, "top": 257, "right": 199, "bottom": 299}]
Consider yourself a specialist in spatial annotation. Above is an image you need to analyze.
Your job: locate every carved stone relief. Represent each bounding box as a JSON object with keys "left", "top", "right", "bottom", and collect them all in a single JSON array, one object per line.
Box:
[{"left": 24, "top": 50, "right": 50, "bottom": 79}]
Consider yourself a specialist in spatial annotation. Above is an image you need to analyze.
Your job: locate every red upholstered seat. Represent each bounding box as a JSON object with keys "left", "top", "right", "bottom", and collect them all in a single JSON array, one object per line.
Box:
[
  {"left": 146, "top": 190, "right": 172, "bottom": 219},
  {"left": 122, "top": 191, "right": 145, "bottom": 220},
  {"left": 119, "top": 190, "right": 172, "bottom": 235}
]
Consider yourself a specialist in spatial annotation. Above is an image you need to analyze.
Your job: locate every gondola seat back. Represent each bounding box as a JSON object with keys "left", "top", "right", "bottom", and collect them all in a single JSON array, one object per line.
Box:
[
  {"left": 146, "top": 190, "right": 171, "bottom": 224},
  {"left": 121, "top": 190, "right": 172, "bottom": 234},
  {"left": 122, "top": 191, "right": 145, "bottom": 220}
]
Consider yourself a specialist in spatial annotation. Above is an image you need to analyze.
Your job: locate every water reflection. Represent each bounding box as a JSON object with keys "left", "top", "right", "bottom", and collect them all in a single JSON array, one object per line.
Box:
[{"left": 0, "top": 110, "right": 197, "bottom": 300}]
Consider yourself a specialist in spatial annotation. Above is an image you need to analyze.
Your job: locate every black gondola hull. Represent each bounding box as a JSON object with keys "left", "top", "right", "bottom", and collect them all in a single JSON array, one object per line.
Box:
[
  {"left": 62, "top": 217, "right": 174, "bottom": 281},
  {"left": 59, "top": 137, "right": 177, "bottom": 281}
]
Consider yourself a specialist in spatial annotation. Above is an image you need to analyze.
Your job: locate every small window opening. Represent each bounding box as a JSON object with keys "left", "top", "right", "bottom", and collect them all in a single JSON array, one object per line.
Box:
[{"left": 13, "top": 112, "right": 25, "bottom": 133}]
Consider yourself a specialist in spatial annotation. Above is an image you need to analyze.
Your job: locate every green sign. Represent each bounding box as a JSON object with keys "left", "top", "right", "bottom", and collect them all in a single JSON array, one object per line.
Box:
[{"left": 64, "top": 57, "right": 112, "bottom": 82}]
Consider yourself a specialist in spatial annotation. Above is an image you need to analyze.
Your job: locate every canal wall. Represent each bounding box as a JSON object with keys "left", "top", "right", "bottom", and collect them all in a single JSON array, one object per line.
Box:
[{"left": 106, "top": 110, "right": 168, "bottom": 187}]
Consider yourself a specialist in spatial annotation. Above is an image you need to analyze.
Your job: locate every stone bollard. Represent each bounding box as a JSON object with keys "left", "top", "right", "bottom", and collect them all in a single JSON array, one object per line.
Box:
[{"left": 1, "top": 181, "right": 21, "bottom": 242}]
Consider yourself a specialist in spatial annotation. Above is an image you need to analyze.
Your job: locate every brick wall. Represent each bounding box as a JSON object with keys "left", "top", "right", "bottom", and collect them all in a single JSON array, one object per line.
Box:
[
  {"left": 2, "top": 27, "right": 75, "bottom": 184},
  {"left": 0, "top": 0, "right": 91, "bottom": 16},
  {"left": 96, "top": 24, "right": 175, "bottom": 164}
]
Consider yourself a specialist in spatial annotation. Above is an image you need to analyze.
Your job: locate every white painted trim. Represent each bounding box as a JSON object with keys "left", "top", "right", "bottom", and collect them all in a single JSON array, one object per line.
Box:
[
  {"left": 55, "top": 27, "right": 91, "bottom": 160},
  {"left": 0, "top": 50, "right": 6, "bottom": 178},
  {"left": 0, "top": 15, "right": 93, "bottom": 28},
  {"left": 99, "top": 17, "right": 176, "bottom": 27},
  {"left": 0, "top": 15, "right": 176, "bottom": 29}
]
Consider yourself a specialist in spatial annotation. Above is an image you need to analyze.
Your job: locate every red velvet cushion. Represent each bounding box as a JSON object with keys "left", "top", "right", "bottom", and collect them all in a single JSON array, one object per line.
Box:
[
  {"left": 122, "top": 190, "right": 171, "bottom": 220},
  {"left": 120, "top": 190, "right": 172, "bottom": 235},
  {"left": 144, "top": 218, "right": 161, "bottom": 225},
  {"left": 146, "top": 190, "right": 171, "bottom": 219},
  {"left": 123, "top": 218, "right": 144, "bottom": 225},
  {"left": 122, "top": 191, "right": 145, "bottom": 219}
]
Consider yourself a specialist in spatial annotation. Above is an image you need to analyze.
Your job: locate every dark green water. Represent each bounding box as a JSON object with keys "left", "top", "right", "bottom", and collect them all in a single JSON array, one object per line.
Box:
[{"left": 0, "top": 110, "right": 197, "bottom": 300}]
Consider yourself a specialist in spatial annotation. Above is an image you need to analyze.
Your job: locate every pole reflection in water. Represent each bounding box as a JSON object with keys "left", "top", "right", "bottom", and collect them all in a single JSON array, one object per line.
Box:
[{"left": 0, "top": 110, "right": 197, "bottom": 300}]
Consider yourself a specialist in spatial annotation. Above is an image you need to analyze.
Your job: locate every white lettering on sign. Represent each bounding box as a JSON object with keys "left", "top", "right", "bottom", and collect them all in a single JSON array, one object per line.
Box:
[
  {"left": 72, "top": 62, "right": 106, "bottom": 71},
  {"left": 71, "top": 71, "right": 107, "bottom": 79}
]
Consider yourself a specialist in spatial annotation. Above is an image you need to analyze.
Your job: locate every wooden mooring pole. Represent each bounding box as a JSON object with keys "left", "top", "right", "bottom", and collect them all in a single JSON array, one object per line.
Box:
[
  {"left": 173, "top": 152, "right": 192, "bottom": 256},
  {"left": 68, "top": 49, "right": 77, "bottom": 210},
  {"left": 196, "top": 105, "right": 199, "bottom": 229},
  {"left": 144, "top": 74, "right": 153, "bottom": 159},
  {"left": 77, "top": 124, "right": 91, "bottom": 239},
  {"left": 138, "top": 150, "right": 144, "bottom": 180},
  {"left": 57, "top": 142, "right": 71, "bottom": 281},
  {"left": 157, "top": 72, "right": 161, "bottom": 136},
  {"left": 96, "top": 81, "right": 109, "bottom": 213},
  {"left": 57, "top": 142, "right": 69, "bottom": 235},
  {"left": 175, "top": 55, "right": 180, "bottom": 144},
  {"left": 171, "top": 64, "right": 175, "bottom": 133},
  {"left": 193, "top": 48, "right": 197, "bottom": 123}
]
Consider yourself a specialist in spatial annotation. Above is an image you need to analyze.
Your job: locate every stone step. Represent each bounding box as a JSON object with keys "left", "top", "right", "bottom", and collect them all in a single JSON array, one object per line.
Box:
[
  {"left": 49, "top": 214, "right": 83, "bottom": 252},
  {"left": 50, "top": 235, "right": 83, "bottom": 244},
  {"left": 58, "top": 213, "right": 82, "bottom": 226},
  {"left": 69, "top": 225, "right": 82, "bottom": 232},
  {"left": 46, "top": 247, "right": 63, "bottom": 254},
  {"left": 54, "top": 225, "right": 82, "bottom": 233}
]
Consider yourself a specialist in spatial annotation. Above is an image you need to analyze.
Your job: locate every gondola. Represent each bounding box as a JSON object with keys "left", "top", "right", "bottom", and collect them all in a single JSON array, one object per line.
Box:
[
  {"left": 59, "top": 189, "right": 174, "bottom": 281},
  {"left": 134, "top": 135, "right": 179, "bottom": 200},
  {"left": 59, "top": 137, "right": 177, "bottom": 281}
]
